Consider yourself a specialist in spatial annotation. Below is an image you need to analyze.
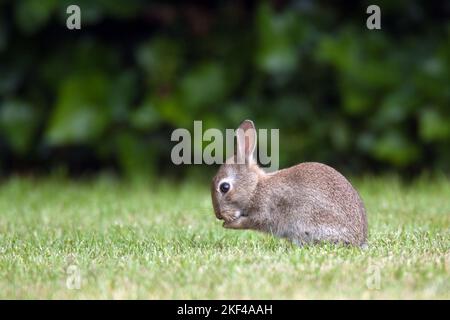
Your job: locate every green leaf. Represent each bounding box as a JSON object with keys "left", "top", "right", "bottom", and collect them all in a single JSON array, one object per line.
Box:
[
  {"left": 137, "top": 38, "right": 181, "bottom": 86},
  {"left": 256, "top": 3, "right": 298, "bottom": 74},
  {"left": 45, "top": 73, "right": 110, "bottom": 145},
  {"left": 15, "top": 0, "right": 58, "bottom": 34},
  {"left": 107, "top": 71, "right": 137, "bottom": 122},
  {"left": 130, "top": 100, "right": 161, "bottom": 130},
  {"left": 114, "top": 131, "right": 156, "bottom": 181},
  {"left": 179, "top": 63, "right": 227, "bottom": 111},
  {"left": 0, "top": 99, "right": 39, "bottom": 154},
  {"left": 419, "top": 109, "right": 450, "bottom": 142},
  {"left": 152, "top": 94, "right": 189, "bottom": 128},
  {"left": 372, "top": 132, "right": 420, "bottom": 167}
]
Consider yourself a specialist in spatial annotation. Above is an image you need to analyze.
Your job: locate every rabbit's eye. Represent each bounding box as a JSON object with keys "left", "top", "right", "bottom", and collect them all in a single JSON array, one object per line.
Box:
[{"left": 219, "top": 182, "right": 231, "bottom": 193}]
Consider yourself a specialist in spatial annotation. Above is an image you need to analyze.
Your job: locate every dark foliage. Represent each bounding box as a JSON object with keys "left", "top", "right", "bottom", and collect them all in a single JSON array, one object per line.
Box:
[{"left": 0, "top": 1, "right": 449, "bottom": 178}]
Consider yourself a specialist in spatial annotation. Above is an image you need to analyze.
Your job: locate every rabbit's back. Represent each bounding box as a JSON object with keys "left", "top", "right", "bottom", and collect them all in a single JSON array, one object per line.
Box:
[{"left": 255, "top": 162, "right": 367, "bottom": 246}]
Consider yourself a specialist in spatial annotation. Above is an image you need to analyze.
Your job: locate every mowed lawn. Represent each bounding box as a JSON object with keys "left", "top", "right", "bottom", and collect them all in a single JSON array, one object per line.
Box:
[{"left": 0, "top": 175, "right": 448, "bottom": 299}]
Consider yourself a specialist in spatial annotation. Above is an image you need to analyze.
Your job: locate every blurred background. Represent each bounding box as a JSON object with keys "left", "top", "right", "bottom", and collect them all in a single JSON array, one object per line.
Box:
[{"left": 0, "top": 0, "right": 449, "bottom": 181}]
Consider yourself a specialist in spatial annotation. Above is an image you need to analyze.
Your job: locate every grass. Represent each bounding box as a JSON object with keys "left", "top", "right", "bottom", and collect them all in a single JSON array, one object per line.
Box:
[{"left": 0, "top": 175, "right": 448, "bottom": 299}]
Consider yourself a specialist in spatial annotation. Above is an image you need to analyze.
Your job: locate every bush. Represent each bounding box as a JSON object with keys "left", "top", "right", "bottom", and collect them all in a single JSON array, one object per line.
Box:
[{"left": 0, "top": 1, "right": 449, "bottom": 178}]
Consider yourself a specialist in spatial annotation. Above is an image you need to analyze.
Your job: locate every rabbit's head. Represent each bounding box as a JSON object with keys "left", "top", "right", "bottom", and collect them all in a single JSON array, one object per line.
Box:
[{"left": 211, "top": 120, "right": 264, "bottom": 227}]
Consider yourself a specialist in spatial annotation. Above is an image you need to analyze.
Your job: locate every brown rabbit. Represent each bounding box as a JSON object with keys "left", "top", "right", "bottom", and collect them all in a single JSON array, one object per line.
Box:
[{"left": 211, "top": 120, "right": 368, "bottom": 246}]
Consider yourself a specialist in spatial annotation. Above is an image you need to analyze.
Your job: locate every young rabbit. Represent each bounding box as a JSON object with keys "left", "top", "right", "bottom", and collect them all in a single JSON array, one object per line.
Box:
[{"left": 211, "top": 120, "right": 368, "bottom": 247}]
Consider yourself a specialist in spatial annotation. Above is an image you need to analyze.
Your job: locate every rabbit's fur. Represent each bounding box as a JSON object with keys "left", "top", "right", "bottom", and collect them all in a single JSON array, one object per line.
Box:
[{"left": 211, "top": 120, "right": 368, "bottom": 246}]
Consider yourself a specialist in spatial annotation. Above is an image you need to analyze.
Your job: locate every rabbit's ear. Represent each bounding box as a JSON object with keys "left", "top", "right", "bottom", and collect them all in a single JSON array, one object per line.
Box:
[{"left": 236, "top": 120, "right": 257, "bottom": 165}]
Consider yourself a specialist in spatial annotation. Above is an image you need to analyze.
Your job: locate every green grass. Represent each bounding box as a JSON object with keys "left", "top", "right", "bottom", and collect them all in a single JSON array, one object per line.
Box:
[{"left": 0, "top": 175, "right": 448, "bottom": 299}]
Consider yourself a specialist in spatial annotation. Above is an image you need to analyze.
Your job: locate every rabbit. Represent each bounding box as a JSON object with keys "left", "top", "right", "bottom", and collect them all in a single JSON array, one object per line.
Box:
[{"left": 211, "top": 120, "right": 368, "bottom": 247}]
